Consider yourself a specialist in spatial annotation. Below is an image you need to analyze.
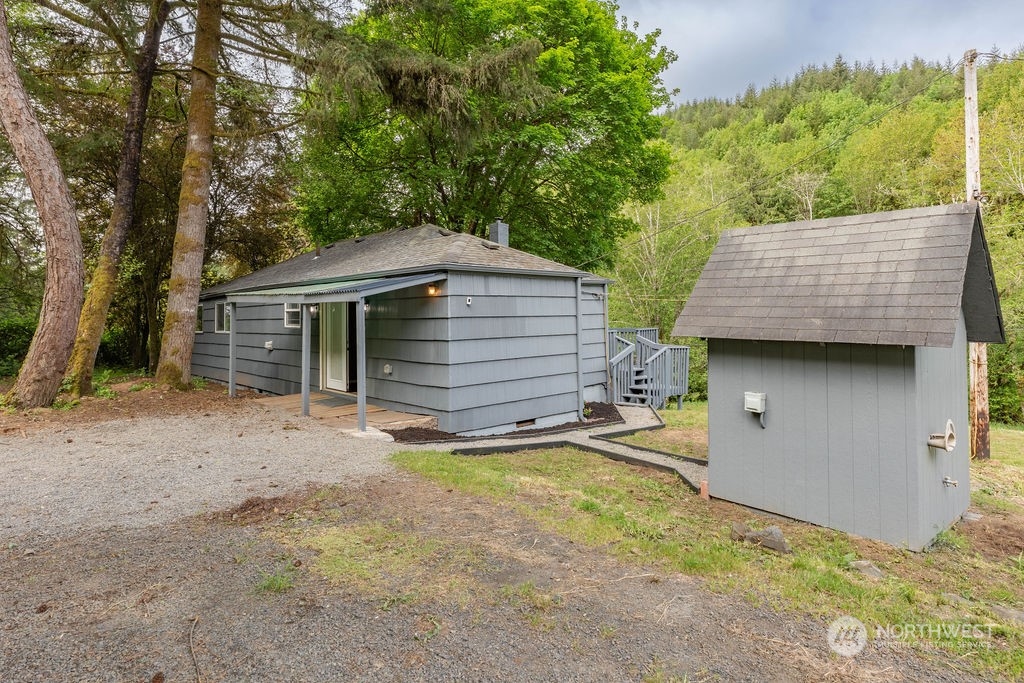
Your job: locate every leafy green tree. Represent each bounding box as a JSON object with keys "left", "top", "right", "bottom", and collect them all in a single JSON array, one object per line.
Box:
[
  {"left": 833, "top": 103, "right": 949, "bottom": 212},
  {"left": 607, "top": 150, "right": 741, "bottom": 338},
  {"left": 298, "top": 0, "right": 675, "bottom": 268},
  {"left": 0, "top": 152, "right": 43, "bottom": 316}
]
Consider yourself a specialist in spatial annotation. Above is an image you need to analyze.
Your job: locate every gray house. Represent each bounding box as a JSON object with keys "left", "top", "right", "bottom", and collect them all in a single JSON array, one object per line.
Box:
[
  {"left": 194, "top": 224, "right": 609, "bottom": 436},
  {"left": 673, "top": 204, "right": 1004, "bottom": 550}
]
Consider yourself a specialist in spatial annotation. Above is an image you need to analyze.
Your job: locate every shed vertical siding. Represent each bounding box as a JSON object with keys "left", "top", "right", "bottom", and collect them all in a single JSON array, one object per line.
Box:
[
  {"left": 760, "top": 342, "right": 787, "bottom": 518},
  {"left": 739, "top": 341, "right": 767, "bottom": 509},
  {"left": 193, "top": 301, "right": 320, "bottom": 395},
  {"left": 913, "top": 314, "right": 970, "bottom": 549},
  {"left": 444, "top": 272, "right": 580, "bottom": 434},
  {"left": 825, "top": 344, "right": 855, "bottom": 534},
  {"left": 707, "top": 338, "right": 925, "bottom": 547},
  {"left": 780, "top": 343, "right": 809, "bottom": 522},
  {"left": 850, "top": 344, "right": 881, "bottom": 541},
  {"left": 706, "top": 339, "right": 746, "bottom": 505},
  {"left": 801, "top": 343, "right": 830, "bottom": 527},
  {"left": 875, "top": 345, "right": 913, "bottom": 547}
]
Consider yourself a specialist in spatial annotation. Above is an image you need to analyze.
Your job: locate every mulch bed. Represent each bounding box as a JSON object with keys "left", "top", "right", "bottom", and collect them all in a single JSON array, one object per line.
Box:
[{"left": 384, "top": 402, "right": 622, "bottom": 443}]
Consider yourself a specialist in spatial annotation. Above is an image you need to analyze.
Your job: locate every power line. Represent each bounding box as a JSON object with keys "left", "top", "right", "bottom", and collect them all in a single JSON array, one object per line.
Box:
[
  {"left": 574, "top": 57, "right": 966, "bottom": 271},
  {"left": 978, "top": 52, "right": 1024, "bottom": 63}
]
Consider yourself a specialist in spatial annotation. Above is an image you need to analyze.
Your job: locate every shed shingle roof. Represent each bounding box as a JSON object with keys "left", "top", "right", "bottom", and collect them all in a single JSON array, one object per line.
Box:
[
  {"left": 202, "top": 224, "right": 586, "bottom": 298},
  {"left": 672, "top": 203, "right": 1004, "bottom": 347}
]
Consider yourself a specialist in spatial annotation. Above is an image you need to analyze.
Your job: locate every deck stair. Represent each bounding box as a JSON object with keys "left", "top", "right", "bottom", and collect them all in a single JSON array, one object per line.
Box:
[{"left": 608, "top": 328, "right": 689, "bottom": 410}]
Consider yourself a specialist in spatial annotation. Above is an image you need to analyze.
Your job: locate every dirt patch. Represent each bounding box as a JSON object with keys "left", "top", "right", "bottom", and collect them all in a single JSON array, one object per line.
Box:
[
  {"left": 0, "top": 381, "right": 258, "bottom": 435},
  {"left": 384, "top": 402, "right": 623, "bottom": 443},
  {"left": 957, "top": 510, "right": 1024, "bottom": 561},
  {"left": 215, "top": 488, "right": 321, "bottom": 525}
]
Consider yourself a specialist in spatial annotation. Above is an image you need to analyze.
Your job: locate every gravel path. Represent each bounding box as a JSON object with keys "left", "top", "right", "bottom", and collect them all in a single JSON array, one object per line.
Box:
[
  {"left": 452, "top": 404, "right": 709, "bottom": 490},
  {"left": 0, "top": 405, "right": 399, "bottom": 540}
]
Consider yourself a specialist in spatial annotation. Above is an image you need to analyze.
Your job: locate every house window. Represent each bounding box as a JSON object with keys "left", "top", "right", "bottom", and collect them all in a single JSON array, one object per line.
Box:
[
  {"left": 195, "top": 305, "right": 204, "bottom": 333},
  {"left": 284, "top": 302, "right": 301, "bottom": 328},
  {"left": 215, "top": 302, "right": 231, "bottom": 333}
]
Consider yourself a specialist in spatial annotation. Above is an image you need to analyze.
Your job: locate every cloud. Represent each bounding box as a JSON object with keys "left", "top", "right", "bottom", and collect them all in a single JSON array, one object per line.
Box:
[{"left": 615, "top": 0, "right": 1024, "bottom": 101}]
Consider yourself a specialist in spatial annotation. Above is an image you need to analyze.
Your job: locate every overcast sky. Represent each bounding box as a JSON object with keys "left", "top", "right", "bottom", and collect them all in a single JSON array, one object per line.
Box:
[{"left": 614, "top": 0, "right": 1024, "bottom": 103}]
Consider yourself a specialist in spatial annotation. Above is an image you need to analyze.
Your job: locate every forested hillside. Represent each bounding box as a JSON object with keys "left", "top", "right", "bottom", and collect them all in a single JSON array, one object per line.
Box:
[{"left": 608, "top": 54, "right": 1024, "bottom": 422}]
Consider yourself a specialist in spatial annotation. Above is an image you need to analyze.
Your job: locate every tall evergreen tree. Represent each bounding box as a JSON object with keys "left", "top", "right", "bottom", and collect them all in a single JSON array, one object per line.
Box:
[
  {"left": 65, "top": 0, "right": 170, "bottom": 397},
  {"left": 0, "top": 0, "right": 84, "bottom": 408}
]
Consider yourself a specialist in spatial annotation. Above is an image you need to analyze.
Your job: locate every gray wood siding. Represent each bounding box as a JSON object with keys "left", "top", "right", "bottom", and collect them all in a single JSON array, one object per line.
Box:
[
  {"left": 581, "top": 282, "right": 608, "bottom": 400},
  {"left": 192, "top": 301, "right": 320, "bottom": 395},
  {"left": 196, "top": 270, "right": 608, "bottom": 436},
  {"left": 364, "top": 287, "right": 450, "bottom": 416},
  {"left": 708, "top": 338, "right": 921, "bottom": 547},
  {"left": 443, "top": 272, "right": 581, "bottom": 434},
  {"left": 912, "top": 314, "right": 970, "bottom": 549}
]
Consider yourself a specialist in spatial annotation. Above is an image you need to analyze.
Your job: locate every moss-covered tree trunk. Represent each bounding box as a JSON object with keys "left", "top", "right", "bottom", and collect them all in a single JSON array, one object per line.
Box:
[
  {"left": 0, "top": 0, "right": 84, "bottom": 408},
  {"left": 154, "top": 0, "right": 222, "bottom": 389},
  {"left": 66, "top": 0, "right": 170, "bottom": 397}
]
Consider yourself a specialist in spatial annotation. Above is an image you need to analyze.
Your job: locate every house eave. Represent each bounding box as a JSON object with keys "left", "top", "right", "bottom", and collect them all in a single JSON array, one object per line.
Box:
[
  {"left": 203, "top": 263, "right": 586, "bottom": 300},
  {"left": 223, "top": 272, "right": 447, "bottom": 304}
]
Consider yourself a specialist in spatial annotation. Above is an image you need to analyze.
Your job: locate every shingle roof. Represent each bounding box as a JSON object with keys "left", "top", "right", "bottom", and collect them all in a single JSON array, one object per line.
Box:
[
  {"left": 202, "top": 224, "right": 586, "bottom": 298},
  {"left": 672, "top": 203, "right": 1004, "bottom": 347}
]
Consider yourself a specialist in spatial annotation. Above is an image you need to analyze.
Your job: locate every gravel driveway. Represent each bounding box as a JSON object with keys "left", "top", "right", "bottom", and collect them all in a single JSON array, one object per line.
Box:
[{"left": 1, "top": 406, "right": 397, "bottom": 539}]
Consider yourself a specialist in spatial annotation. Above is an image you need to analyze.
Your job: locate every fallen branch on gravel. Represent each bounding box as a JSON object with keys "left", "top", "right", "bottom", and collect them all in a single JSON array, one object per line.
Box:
[
  {"left": 189, "top": 616, "right": 202, "bottom": 683},
  {"left": 610, "top": 572, "right": 658, "bottom": 582}
]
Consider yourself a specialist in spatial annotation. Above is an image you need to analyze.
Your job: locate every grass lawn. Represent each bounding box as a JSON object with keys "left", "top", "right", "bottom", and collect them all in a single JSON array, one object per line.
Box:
[
  {"left": 392, "top": 421, "right": 1024, "bottom": 681},
  {"left": 612, "top": 401, "right": 709, "bottom": 459},
  {"left": 991, "top": 422, "right": 1024, "bottom": 467},
  {"left": 972, "top": 423, "right": 1024, "bottom": 517}
]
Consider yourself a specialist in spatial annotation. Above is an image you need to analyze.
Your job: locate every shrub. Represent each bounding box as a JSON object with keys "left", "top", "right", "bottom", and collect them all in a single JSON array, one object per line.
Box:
[
  {"left": 989, "top": 340, "right": 1024, "bottom": 425},
  {"left": 97, "top": 326, "right": 135, "bottom": 368},
  {"left": 0, "top": 316, "right": 36, "bottom": 376}
]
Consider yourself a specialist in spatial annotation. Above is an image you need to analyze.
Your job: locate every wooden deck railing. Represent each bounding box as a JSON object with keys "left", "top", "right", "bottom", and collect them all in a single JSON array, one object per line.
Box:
[{"left": 608, "top": 328, "right": 689, "bottom": 410}]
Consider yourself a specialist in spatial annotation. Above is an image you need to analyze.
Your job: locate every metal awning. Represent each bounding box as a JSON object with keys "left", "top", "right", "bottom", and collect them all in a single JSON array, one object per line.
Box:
[
  {"left": 225, "top": 272, "right": 446, "bottom": 304},
  {"left": 224, "top": 272, "right": 447, "bottom": 432}
]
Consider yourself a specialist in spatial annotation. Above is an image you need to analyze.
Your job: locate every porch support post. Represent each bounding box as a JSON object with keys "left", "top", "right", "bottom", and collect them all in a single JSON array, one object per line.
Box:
[
  {"left": 356, "top": 296, "right": 367, "bottom": 431},
  {"left": 228, "top": 302, "right": 237, "bottom": 398},
  {"left": 575, "top": 277, "right": 585, "bottom": 420},
  {"left": 301, "top": 303, "right": 311, "bottom": 417},
  {"left": 602, "top": 282, "right": 610, "bottom": 404}
]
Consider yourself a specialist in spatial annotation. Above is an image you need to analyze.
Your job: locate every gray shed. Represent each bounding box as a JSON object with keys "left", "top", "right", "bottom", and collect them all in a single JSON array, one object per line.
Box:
[
  {"left": 673, "top": 203, "right": 1004, "bottom": 550},
  {"left": 194, "top": 224, "right": 609, "bottom": 436}
]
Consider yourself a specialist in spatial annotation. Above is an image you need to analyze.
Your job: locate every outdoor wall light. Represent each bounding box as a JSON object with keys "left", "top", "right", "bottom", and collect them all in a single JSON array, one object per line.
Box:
[
  {"left": 363, "top": 302, "right": 370, "bottom": 313},
  {"left": 427, "top": 283, "right": 438, "bottom": 296},
  {"left": 309, "top": 305, "right": 318, "bottom": 318}
]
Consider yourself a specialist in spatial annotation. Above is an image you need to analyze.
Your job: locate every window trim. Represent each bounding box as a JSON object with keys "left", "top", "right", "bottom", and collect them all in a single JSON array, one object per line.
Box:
[
  {"left": 283, "top": 302, "right": 301, "bottom": 329},
  {"left": 215, "top": 302, "right": 231, "bottom": 334}
]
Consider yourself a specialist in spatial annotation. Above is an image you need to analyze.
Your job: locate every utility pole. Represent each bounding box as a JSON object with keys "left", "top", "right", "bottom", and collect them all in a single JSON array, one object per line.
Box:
[{"left": 964, "top": 48, "right": 991, "bottom": 460}]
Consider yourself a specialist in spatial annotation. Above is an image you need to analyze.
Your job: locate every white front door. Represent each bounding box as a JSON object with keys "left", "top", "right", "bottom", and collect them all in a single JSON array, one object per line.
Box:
[{"left": 323, "top": 302, "right": 347, "bottom": 391}]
